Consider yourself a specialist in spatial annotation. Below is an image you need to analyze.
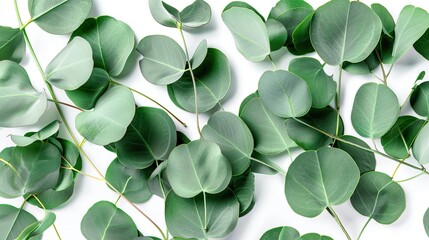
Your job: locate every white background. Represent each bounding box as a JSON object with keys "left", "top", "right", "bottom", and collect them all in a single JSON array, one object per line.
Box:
[{"left": 1, "top": 0, "right": 429, "bottom": 239}]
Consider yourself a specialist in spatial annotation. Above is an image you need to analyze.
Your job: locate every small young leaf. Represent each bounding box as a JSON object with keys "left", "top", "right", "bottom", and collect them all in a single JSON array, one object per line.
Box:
[
  {"left": 81, "top": 201, "right": 138, "bottom": 240},
  {"left": 0, "top": 26, "right": 26, "bottom": 63},
  {"left": 180, "top": 0, "right": 211, "bottom": 28},
  {"left": 371, "top": 3, "right": 395, "bottom": 35},
  {"left": 16, "top": 212, "right": 56, "bottom": 240},
  {"left": 285, "top": 147, "right": 360, "bottom": 217},
  {"left": 0, "top": 204, "right": 38, "bottom": 240},
  {"left": 166, "top": 140, "right": 232, "bottom": 198},
  {"left": 11, "top": 120, "right": 60, "bottom": 147},
  {"left": 29, "top": 0, "right": 92, "bottom": 35},
  {"left": 260, "top": 226, "right": 300, "bottom": 240},
  {"left": 0, "top": 60, "right": 47, "bottom": 127},
  {"left": 258, "top": 70, "right": 312, "bottom": 118},
  {"left": 412, "top": 123, "right": 429, "bottom": 165},
  {"left": 76, "top": 86, "right": 136, "bottom": 145},
  {"left": 137, "top": 35, "right": 186, "bottom": 85},
  {"left": 148, "top": 0, "right": 179, "bottom": 28},
  {"left": 190, "top": 40, "right": 208, "bottom": 70},
  {"left": 351, "top": 171, "right": 406, "bottom": 224},
  {"left": 351, "top": 83, "right": 399, "bottom": 138},
  {"left": 336, "top": 135, "right": 376, "bottom": 174}
]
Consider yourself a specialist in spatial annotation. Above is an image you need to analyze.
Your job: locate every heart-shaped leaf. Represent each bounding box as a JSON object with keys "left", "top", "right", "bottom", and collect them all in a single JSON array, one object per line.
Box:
[
  {"left": 0, "top": 204, "right": 39, "bottom": 240},
  {"left": 412, "top": 123, "right": 429, "bottom": 165},
  {"left": 0, "top": 60, "right": 47, "bottom": 127},
  {"left": 0, "top": 26, "right": 25, "bottom": 63},
  {"left": 168, "top": 48, "right": 231, "bottom": 113},
  {"left": 45, "top": 37, "right": 93, "bottom": 90},
  {"left": 392, "top": 5, "right": 429, "bottom": 62},
  {"left": 351, "top": 171, "right": 405, "bottom": 224},
  {"left": 28, "top": 0, "right": 92, "bottom": 35},
  {"left": 336, "top": 135, "right": 376, "bottom": 174},
  {"left": 137, "top": 35, "right": 186, "bottom": 85},
  {"left": 65, "top": 68, "right": 110, "bottom": 110},
  {"left": 11, "top": 120, "right": 60, "bottom": 147},
  {"left": 351, "top": 83, "right": 399, "bottom": 138},
  {"left": 260, "top": 226, "right": 300, "bottom": 240},
  {"left": 310, "top": 0, "right": 382, "bottom": 65},
  {"left": 258, "top": 70, "right": 312, "bottom": 118},
  {"left": 165, "top": 190, "right": 239, "bottom": 239},
  {"left": 115, "top": 107, "right": 176, "bottom": 169},
  {"left": 202, "top": 111, "right": 253, "bottom": 176},
  {"left": 81, "top": 201, "right": 138, "bottom": 240},
  {"left": 166, "top": 140, "right": 232, "bottom": 198},
  {"left": 239, "top": 92, "right": 296, "bottom": 155},
  {"left": 71, "top": 16, "right": 135, "bottom": 77},
  {"left": 285, "top": 147, "right": 360, "bottom": 217},
  {"left": 411, "top": 81, "right": 429, "bottom": 117},
  {"left": 76, "top": 86, "right": 136, "bottom": 145},
  {"left": 222, "top": 6, "right": 270, "bottom": 62},
  {"left": 289, "top": 57, "right": 336, "bottom": 108}
]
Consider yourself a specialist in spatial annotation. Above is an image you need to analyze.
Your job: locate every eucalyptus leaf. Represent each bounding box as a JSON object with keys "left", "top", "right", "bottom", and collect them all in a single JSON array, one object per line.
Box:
[
  {"left": 260, "top": 226, "right": 300, "bottom": 240},
  {"left": 351, "top": 171, "right": 405, "bottom": 224},
  {"left": 71, "top": 16, "right": 135, "bottom": 77},
  {"left": 310, "top": 0, "right": 382, "bottom": 65},
  {"left": 392, "top": 5, "right": 429, "bottom": 62},
  {"left": 76, "top": 86, "right": 136, "bottom": 145},
  {"left": 0, "top": 142, "right": 61, "bottom": 198},
  {"left": 0, "top": 60, "right": 47, "bottom": 127},
  {"left": 16, "top": 212, "right": 56, "bottom": 240},
  {"left": 336, "top": 135, "right": 376, "bottom": 174},
  {"left": 106, "top": 159, "right": 153, "bottom": 203},
  {"left": 239, "top": 92, "right": 296, "bottom": 155},
  {"left": 28, "top": 0, "right": 92, "bottom": 35},
  {"left": 298, "top": 233, "right": 333, "bottom": 240},
  {"left": 65, "top": 68, "right": 110, "bottom": 110},
  {"left": 11, "top": 121, "right": 60, "bottom": 147},
  {"left": 0, "top": 26, "right": 25, "bottom": 63},
  {"left": 167, "top": 48, "right": 231, "bottom": 112},
  {"left": 410, "top": 81, "right": 429, "bottom": 117},
  {"left": 230, "top": 169, "right": 255, "bottom": 216},
  {"left": 190, "top": 40, "right": 208, "bottom": 70},
  {"left": 342, "top": 52, "right": 379, "bottom": 75},
  {"left": 424, "top": 207, "right": 429, "bottom": 237},
  {"left": 381, "top": 116, "right": 425, "bottom": 159},
  {"left": 54, "top": 138, "right": 82, "bottom": 192},
  {"left": 266, "top": 19, "right": 288, "bottom": 52},
  {"left": 166, "top": 140, "right": 232, "bottom": 198},
  {"left": 165, "top": 190, "right": 239, "bottom": 239},
  {"left": 148, "top": 0, "right": 178, "bottom": 28},
  {"left": 351, "top": 83, "right": 399, "bottom": 138},
  {"left": 137, "top": 35, "right": 186, "bottom": 85},
  {"left": 289, "top": 57, "right": 336, "bottom": 108},
  {"left": 223, "top": 1, "right": 264, "bottom": 20},
  {"left": 115, "top": 107, "right": 176, "bottom": 169},
  {"left": 258, "top": 70, "right": 312, "bottom": 118},
  {"left": 291, "top": 12, "right": 314, "bottom": 54},
  {"left": 222, "top": 6, "right": 271, "bottom": 62},
  {"left": 0, "top": 204, "right": 39, "bottom": 240},
  {"left": 81, "top": 201, "right": 138, "bottom": 240},
  {"left": 412, "top": 123, "right": 429, "bottom": 165},
  {"left": 285, "top": 147, "right": 360, "bottom": 217},
  {"left": 371, "top": 3, "right": 395, "bottom": 35},
  {"left": 250, "top": 152, "right": 277, "bottom": 175},
  {"left": 414, "top": 29, "right": 429, "bottom": 60},
  {"left": 180, "top": 0, "right": 211, "bottom": 28},
  {"left": 26, "top": 183, "right": 75, "bottom": 210},
  {"left": 202, "top": 111, "right": 253, "bottom": 176}
]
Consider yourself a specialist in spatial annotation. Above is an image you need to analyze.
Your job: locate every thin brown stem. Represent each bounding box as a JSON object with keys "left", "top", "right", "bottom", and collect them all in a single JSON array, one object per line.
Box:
[{"left": 47, "top": 99, "right": 83, "bottom": 111}]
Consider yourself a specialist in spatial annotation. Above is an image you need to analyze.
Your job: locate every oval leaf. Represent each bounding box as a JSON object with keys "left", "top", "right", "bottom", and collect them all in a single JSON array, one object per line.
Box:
[
  {"left": 180, "top": 0, "right": 211, "bottom": 28},
  {"left": 411, "top": 81, "right": 429, "bottom": 117},
  {"left": 266, "top": 19, "right": 287, "bottom": 51},
  {"left": 412, "top": 123, "right": 429, "bottom": 165}
]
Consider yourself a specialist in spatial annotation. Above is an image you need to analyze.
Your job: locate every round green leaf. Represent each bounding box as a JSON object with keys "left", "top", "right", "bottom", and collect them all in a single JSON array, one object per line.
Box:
[
  {"left": 190, "top": 40, "right": 208, "bottom": 70},
  {"left": 11, "top": 120, "right": 60, "bottom": 147},
  {"left": 371, "top": 3, "right": 395, "bottom": 35},
  {"left": 0, "top": 204, "right": 39, "bottom": 240},
  {"left": 265, "top": 19, "right": 287, "bottom": 51},
  {"left": 0, "top": 60, "right": 47, "bottom": 127},
  {"left": 298, "top": 233, "right": 333, "bottom": 240},
  {"left": 230, "top": 169, "right": 255, "bottom": 216},
  {"left": 381, "top": 116, "right": 425, "bottom": 159},
  {"left": 179, "top": 0, "right": 211, "bottom": 28},
  {"left": 0, "top": 26, "right": 25, "bottom": 63},
  {"left": 165, "top": 190, "right": 239, "bottom": 239},
  {"left": 336, "top": 135, "right": 376, "bottom": 174},
  {"left": 222, "top": 6, "right": 270, "bottom": 62},
  {"left": 285, "top": 107, "right": 343, "bottom": 150},
  {"left": 351, "top": 83, "right": 399, "bottom": 138},
  {"left": 106, "top": 159, "right": 153, "bottom": 203},
  {"left": 351, "top": 171, "right": 406, "bottom": 224},
  {"left": 137, "top": 35, "right": 186, "bottom": 85},
  {"left": 0, "top": 142, "right": 61, "bottom": 198},
  {"left": 148, "top": 0, "right": 179, "bottom": 28},
  {"left": 29, "top": 0, "right": 92, "bottom": 35},
  {"left": 168, "top": 48, "right": 231, "bottom": 113},
  {"left": 115, "top": 107, "right": 176, "bottom": 169},
  {"left": 260, "top": 226, "right": 300, "bottom": 240},
  {"left": 285, "top": 147, "right": 360, "bottom": 217},
  {"left": 412, "top": 123, "right": 429, "bottom": 165},
  {"left": 310, "top": 0, "right": 382, "bottom": 65},
  {"left": 239, "top": 93, "right": 296, "bottom": 155},
  {"left": 71, "top": 16, "right": 135, "bottom": 77},
  {"left": 410, "top": 81, "right": 429, "bottom": 117},
  {"left": 258, "top": 70, "right": 311, "bottom": 118},
  {"left": 289, "top": 57, "right": 336, "bottom": 108},
  {"left": 223, "top": 1, "right": 265, "bottom": 21},
  {"left": 76, "top": 86, "right": 135, "bottom": 145},
  {"left": 202, "top": 111, "right": 253, "bottom": 176},
  {"left": 45, "top": 37, "right": 93, "bottom": 90},
  {"left": 166, "top": 140, "right": 232, "bottom": 198},
  {"left": 81, "top": 201, "right": 138, "bottom": 240},
  {"left": 392, "top": 5, "right": 429, "bottom": 62},
  {"left": 424, "top": 207, "right": 429, "bottom": 237},
  {"left": 65, "top": 68, "right": 110, "bottom": 110}
]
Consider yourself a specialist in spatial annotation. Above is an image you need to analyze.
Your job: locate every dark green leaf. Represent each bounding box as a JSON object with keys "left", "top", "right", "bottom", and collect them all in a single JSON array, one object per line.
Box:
[
  {"left": 336, "top": 135, "right": 376, "bottom": 174},
  {"left": 412, "top": 123, "right": 429, "bottom": 165},
  {"left": 411, "top": 81, "right": 429, "bottom": 117},
  {"left": 266, "top": 19, "right": 287, "bottom": 52},
  {"left": 0, "top": 26, "right": 25, "bottom": 63}
]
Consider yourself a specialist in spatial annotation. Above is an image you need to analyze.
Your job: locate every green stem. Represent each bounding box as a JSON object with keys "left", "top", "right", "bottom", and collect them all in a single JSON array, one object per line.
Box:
[
  {"left": 292, "top": 117, "right": 429, "bottom": 174},
  {"left": 396, "top": 171, "right": 426, "bottom": 183},
  {"left": 335, "top": 66, "right": 343, "bottom": 137},
  {"left": 250, "top": 156, "right": 287, "bottom": 176},
  {"left": 400, "top": 83, "right": 417, "bottom": 110},
  {"left": 268, "top": 55, "right": 278, "bottom": 70},
  {"left": 110, "top": 80, "right": 187, "bottom": 127},
  {"left": 357, "top": 218, "right": 372, "bottom": 240},
  {"left": 20, "top": 195, "right": 32, "bottom": 209},
  {"left": 20, "top": 18, "right": 33, "bottom": 30},
  {"left": 374, "top": 49, "right": 387, "bottom": 85},
  {"left": 178, "top": 24, "right": 203, "bottom": 138},
  {"left": 203, "top": 191, "right": 208, "bottom": 231},
  {"left": 47, "top": 99, "right": 83, "bottom": 111},
  {"left": 326, "top": 206, "right": 352, "bottom": 240}
]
